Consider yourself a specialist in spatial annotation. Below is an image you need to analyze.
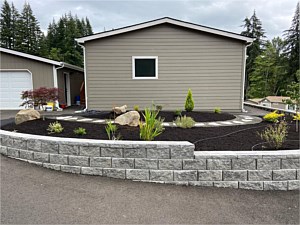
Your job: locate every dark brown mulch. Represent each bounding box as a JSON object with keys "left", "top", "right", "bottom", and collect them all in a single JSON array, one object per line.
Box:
[
  {"left": 80, "top": 110, "right": 236, "bottom": 122},
  {"left": 1, "top": 119, "right": 299, "bottom": 151}
]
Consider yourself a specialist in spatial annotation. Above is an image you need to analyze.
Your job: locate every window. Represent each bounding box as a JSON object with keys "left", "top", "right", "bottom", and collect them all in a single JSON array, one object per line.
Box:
[{"left": 132, "top": 56, "right": 158, "bottom": 79}]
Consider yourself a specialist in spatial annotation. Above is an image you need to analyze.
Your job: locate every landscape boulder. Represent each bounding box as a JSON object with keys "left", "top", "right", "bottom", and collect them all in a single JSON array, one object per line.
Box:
[
  {"left": 15, "top": 109, "right": 41, "bottom": 125},
  {"left": 113, "top": 105, "right": 127, "bottom": 115},
  {"left": 115, "top": 111, "right": 140, "bottom": 127}
]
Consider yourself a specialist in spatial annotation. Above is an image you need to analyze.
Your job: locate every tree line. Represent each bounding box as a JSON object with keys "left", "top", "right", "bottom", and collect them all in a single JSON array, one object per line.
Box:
[{"left": 0, "top": 0, "right": 93, "bottom": 67}]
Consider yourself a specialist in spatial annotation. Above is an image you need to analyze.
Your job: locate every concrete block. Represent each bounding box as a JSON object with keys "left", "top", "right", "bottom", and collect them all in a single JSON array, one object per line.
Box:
[
  {"left": 248, "top": 170, "right": 272, "bottom": 181},
  {"left": 13, "top": 138, "right": 27, "bottom": 149},
  {"left": 126, "top": 169, "right": 149, "bottom": 180},
  {"left": 264, "top": 181, "right": 288, "bottom": 191},
  {"left": 198, "top": 170, "right": 222, "bottom": 181},
  {"left": 59, "top": 144, "right": 79, "bottom": 155},
  {"left": 79, "top": 146, "right": 100, "bottom": 156},
  {"left": 159, "top": 159, "right": 182, "bottom": 170},
  {"left": 19, "top": 150, "right": 33, "bottom": 160},
  {"left": 27, "top": 160, "right": 43, "bottom": 166},
  {"left": 112, "top": 158, "right": 134, "bottom": 169},
  {"left": 239, "top": 181, "right": 263, "bottom": 190},
  {"left": 223, "top": 170, "right": 247, "bottom": 181},
  {"left": 1, "top": 135, "right": 13, "bottom": 147},
  {"left": 188, "top": 181, "right": 213, "bottom": 187},
  {"left": 298, "top": 169, "right": 300, "bottom": 180},
  {"left": 50, "top": 154, "right": 68, "bottom": 165},
  {"left": 81, "top": 167, "right": 103, "bottom": 175},
  {"left": 101, "top": 148, "right": 123, "bottom": 157},
  {"left": 170, "top": 146, "right": 194, "bottom": 159},
  {"left": 135, "top": 158, "right": 158, "bottom": 169},
  {"left": 232, "top": 158, "right": 256, "bottom": 170},
  {"left": 273, "top": 169, "right": 296, "bottom": 181},
  {"left": 0, "top": 146, "right": 7, "bottom": 155},
  {"left": 207, "top": 159, "right": 231, "bottom": 170},
  {"left": 150, "top": 170, "right": 173, "bottom": 181},
  {"left": 281, "top": 159, "right": 300, "bottom": 169},
  {"left": 214, "top": 181, "right": 238, "bottom": 189},
  {"left": 183, "top": 159, "right": 206, "bottom": 170},
  {"left": 288, "top": 180, "right": 300, "bottom": 190},
  {"left": 42, "top": 141, "right": 59, "bottom": 154},
  {"left": 124, "top": 148, "right": 146, "bottom": 158},
  {"left": 147, "top": 148, "right": 170, "bottom": 159},
  {"left": 68, "top": 155, "right": 89, "bottom": 167},
  {"left": 33, "top": 152, "right": 49, "bottom": 163},
  {"left": 61, "top": 165, "right": 81, "bottom": 174},
  {"left": 165, "top": 181, "right": 189, "bottom": 186},
  {"left": 43, "top": 163, "right": 61, "bottom": 171},
  {"left": 257, "top": 158, "right": 280, "bottom": 170},
  {"left": 90, "top": 157, "right": 111, "bottom": 168},
  {"left": 174, "top": 170, "right": 197, "bottom": 181},
  {"left": 27, "top": 139, "right": 41, "bottom": 151},
  {"left": 7, "top": 147, "right": 19, "bottom": 158},
  {"left": 103, "top": 168, "right": 126, "bottom": 179}
]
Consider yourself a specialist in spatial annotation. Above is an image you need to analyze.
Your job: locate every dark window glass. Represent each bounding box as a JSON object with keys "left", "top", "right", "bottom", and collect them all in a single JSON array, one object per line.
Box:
[{"left": 135, "top": 59, "right": 156, "bottom": 77}]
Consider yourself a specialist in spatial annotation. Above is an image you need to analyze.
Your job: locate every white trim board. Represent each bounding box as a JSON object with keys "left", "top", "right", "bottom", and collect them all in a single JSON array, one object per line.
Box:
[{"left": 76, "top": 17, "right": 254, "bottom": 43}]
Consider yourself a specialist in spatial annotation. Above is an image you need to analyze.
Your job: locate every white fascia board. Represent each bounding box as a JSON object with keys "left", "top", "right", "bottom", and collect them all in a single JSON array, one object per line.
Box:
[
  {"left": 76, "top": 17, "right": 254, "bottom": 43},
  {"left": 62, "top": 63, "right": 84, "bottom": 72}
]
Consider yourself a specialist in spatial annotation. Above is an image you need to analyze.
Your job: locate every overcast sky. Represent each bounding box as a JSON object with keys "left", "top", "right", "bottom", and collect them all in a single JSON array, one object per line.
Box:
[{"left": 10, "top": 0, "right": 298, "bottom": 39}]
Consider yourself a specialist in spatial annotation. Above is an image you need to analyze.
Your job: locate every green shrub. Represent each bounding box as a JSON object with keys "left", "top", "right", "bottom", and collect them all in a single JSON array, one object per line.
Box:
[
  {"left": 263, "top": 110, "right": 284, "bottom": 123},
  {"left": 133, "top": 105, "right": 139, "bottom": 112},
  {"left": 214, "top": 107, "right": 221, "bottom": 114},
  {"left": 258, "top": 121, "right": 288, "bottom": 149},
  {"left": 185, "top": 89, "right": 194, "bottom": 112},
  {"left": 139, "top": 108, "right": 164, "bottom": 141},
  {"left": 174, "top": 109, "right": 182, "bottom": 117},
  {"left": 174, "top": 115, "right": 195, "bottom": 128},
  {"left": 47, "top": 121, "right": 63, "bottom": 134},
  {"left": 105, "top": 120, "right": 121, "bottom": 140},
  {"left": 73, "top": 127, "right": 86, "bottom": 135}
]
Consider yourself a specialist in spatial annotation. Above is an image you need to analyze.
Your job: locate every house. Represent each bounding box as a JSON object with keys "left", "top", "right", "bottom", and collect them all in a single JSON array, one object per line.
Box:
[
  {"left": 247, "top": 96, "right": 297, "bottom": 111},
  {"left": 76, "top": 17, "right": 254, "bottom": 112},
  {"left": 0, "top": 47, "right": 84, "bottom": 109}
]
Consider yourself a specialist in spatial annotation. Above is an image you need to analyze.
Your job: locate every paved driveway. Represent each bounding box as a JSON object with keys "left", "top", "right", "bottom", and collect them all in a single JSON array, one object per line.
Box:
[{"left": 1, "top": 156, "right": 299, "bottom": 224}]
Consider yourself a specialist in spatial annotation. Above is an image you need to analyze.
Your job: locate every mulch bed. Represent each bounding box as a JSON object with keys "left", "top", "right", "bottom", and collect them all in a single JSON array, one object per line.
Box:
[
  {"left": 2, "top": 118, "right": 299, "bottom": 151},
  {"left": 80, "top": 110, "right": 236, "bottom": 122}
]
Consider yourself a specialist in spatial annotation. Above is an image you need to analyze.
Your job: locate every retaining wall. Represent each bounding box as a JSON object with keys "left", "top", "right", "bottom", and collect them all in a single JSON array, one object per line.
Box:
[{"left": 0, "top": 130, "right": 299, "bottom": 191}]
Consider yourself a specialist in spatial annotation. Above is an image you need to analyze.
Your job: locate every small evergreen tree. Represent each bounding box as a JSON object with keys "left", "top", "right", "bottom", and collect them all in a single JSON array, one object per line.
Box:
[{"left": 185, "top": 89, "right": 194, "bottom": 112}]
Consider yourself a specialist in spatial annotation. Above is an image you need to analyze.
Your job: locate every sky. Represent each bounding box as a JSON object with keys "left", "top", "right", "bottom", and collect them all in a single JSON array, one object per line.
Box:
[{"left": 9, "top": 0, "right": 298, "bottom": 39}]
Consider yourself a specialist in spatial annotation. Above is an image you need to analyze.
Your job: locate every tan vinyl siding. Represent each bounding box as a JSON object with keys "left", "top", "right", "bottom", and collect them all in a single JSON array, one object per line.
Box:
[
  {"left": 0, "top": 52, "right": 54, "bottom": 88},
  {"left": 85, "top": 24, "right": 245, "bottom": 112}
]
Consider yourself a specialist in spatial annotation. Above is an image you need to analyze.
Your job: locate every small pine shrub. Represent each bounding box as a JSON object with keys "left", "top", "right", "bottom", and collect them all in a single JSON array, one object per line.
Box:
[
  {"left": 185, "top": 89, "right": 194, "bottom": 112},
  {"left": 214, "top": 107, "right": 221, "bottom": 114},
  {"left": 174, "top": 109, "right": 182, "bottom": 117},
  {"left": 258, "top": 121, "right": 288, "bottom": 149},
  {"left": 174, "top": 115, "right": 195, "bottom": 128},
  {"left": 134, "top": 105, "right": 140, "bottom": 111},
  {"left": 47, "top": 121, "right": 64, "bottom": 134},
  {"left": 263, "top": 110, "right": 284, "bottom": 123},
  {"left": 139, "top": 108, "right": 164, "bottom": 141},
  {"left": 73, "top": 127, "right": 86, "bottom": 135},
  {"left": 105, "top": 120, "right": 121, "bottom": 140}
]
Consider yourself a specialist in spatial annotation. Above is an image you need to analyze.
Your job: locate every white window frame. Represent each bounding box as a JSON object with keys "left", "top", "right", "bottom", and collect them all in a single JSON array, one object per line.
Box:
[{"left": 132, "top": 56, "right": 158, "bottom": 79}]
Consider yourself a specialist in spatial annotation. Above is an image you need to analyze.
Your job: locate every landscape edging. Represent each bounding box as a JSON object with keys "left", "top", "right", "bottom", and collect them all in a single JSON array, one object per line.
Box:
[{"left": 0, "top": 129, "right": 299, "bottom": 191}]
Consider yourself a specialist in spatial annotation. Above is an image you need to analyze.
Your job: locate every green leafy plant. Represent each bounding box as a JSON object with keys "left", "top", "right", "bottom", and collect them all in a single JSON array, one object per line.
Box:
[
  {"left": 133, "top": 105, "right": 140, "bottom": 112},
  {"left": 185, "top": 89, "right": 194, "bottom": 112},
  {"left": 73, "top": 127, "right": 86, "bottom": 135},
  {"left": 139, "top": 108, "right": 164, "bottom": 141},
  {"left": 263, "top": 110, "right": 284, "bottom": 123},
  {"left": 174, "top": 115, "right": 195, "bottom": 128},
  {"left": 214, "top": 107, "right": 221, "bottom": 114},
  {"left": 258, "top": 121, "right": 288, "bottom": 150},
  {"left": 293, "top": 112, "right": 300, "bottom": 132},
  {"left": 105, "top": 120, "right": 121, "bottom": 140},
  {"left": 47, "top": 121, "right": 64, "bottom": 134},
  {"left": 174, "top": 109, "right": 182, "bottom": 117}
]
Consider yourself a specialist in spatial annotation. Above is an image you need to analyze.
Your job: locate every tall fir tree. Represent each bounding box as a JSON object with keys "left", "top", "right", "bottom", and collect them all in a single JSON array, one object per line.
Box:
[
  {"left": 241, "top": 10, "right": 266, "bottom": 98},
  {"left": 10, "top": 2, "right": 20, "bottom": 49},
  {"left": 0, "top": 0, "right": 12, "bottom": 48},
  {"left": 283, "top": 2, "right": 300, "bottom": 83}
]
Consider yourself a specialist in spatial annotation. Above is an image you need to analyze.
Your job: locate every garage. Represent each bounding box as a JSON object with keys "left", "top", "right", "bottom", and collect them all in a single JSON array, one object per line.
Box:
[{"left": 0, "top": 70, "right": 33, "bottom": 109}]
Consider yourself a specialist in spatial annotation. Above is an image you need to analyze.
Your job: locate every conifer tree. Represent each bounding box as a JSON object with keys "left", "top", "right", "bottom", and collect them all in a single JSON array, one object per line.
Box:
[{"left": 0, "top": 0, "right": 12, "bottom": 48}]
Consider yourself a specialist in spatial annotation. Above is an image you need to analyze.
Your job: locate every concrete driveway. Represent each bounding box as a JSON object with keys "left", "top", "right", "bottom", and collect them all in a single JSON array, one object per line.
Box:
[{"left": 1, "top": 156, "right": 299, "bottom": 224}]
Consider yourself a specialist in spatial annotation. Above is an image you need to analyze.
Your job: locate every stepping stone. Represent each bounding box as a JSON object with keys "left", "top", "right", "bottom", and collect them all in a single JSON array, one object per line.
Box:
[
  {"left": 77, "top": 118, "right": 93, "bottom": 122},
  {"left": 220, "top": 121, "right": 233, "bottom": 125},
  {"left": 243, "top": 116, "right": 253, "bottom": 120},
  {"left": 241, "top": 119, "right": 252, "bottom": 122},
  {"left": 92, "top": 120, "right": 106, "bottom": 123},
  {"left": 232, "top": 121, "right": 244, "bottom": 124},
  {"left": 207, "top": 122, "right": 220, "bottom": 126},
  {"left": 56, "top": 116, "right": 72, "bottom": 120},
  {"left": 63, "top": 117, "right": 78, "bottom": 121},
  {"left": 195, "top": 123, "right": 205, "bottom": 127},
  {"left": 162, "top": 122, "right": 171, "bottom": 127}
]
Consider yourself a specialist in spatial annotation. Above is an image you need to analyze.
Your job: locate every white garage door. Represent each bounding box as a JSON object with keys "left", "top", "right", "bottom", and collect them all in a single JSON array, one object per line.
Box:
[{"left": 0, "top": 71, "right": 33, "bottom": 109}]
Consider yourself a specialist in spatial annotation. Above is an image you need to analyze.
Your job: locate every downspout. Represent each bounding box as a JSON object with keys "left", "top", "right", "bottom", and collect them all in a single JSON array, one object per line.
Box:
[
  {"left": 242, "top": 42, "right": 253, "bottom": 112},
  {"left": 77, "top": 42, "right": 88, "bottom": 112},
  {"left": 53, "top": 64, "right": 64, "bottom": 111}
]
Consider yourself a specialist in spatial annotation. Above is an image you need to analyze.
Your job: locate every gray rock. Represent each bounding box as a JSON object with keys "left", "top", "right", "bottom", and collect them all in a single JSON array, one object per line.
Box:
[
  {"left": 59, "top": 144, "right": 79, "bottom": 155},
  {"left": 68, "top": 155, "right": 89, "bottom": 167},
  {"left": 188, "top": 181, "right": 213, "bottom": 187},
  {"left": 7, "top": 148, "right": 19, "bottom": 158},
  {"left": 124, "top": 148, "right": 146, "bottom": 158},
  {"left": 43, "top": 163, "right": 61, "bottom": 171},
  {"left": 183, "top": 159, "right": 206, "bottom": 170},
  {"left": 101, "top": 148, "right": 123, "bottom": 157},
  {"left": 61, "top": 165, "right": 81, "bottom": 174},
  {"left": 13, "top": 138, "right": 27, "bottom": 149},
  {"left": 126, "top": 169, "right": 149, "bottom": 180},
  {"left": 207, "top": 159, "right": 231, "bottom": 170},
  {"left": 19, "top": 150, "right": 34, "bottom": 160},
  {"left": 0, "top": 146, "right": 7, "bottom": 155},
  {"left": 147, "top": 148, "right": 170, "bottom": 159},
  {"left": 41, "top": 141, "right": 59, "bottom": 153},
  {"left": 281, "top": 159, "right": 300, "bottom": 169},
  {"left": 214, "top": 181, "right": 238, "bottom": 189},
  {"left": 248, "top": 170, "right": 272, "bottom": 181},
  {"left": 103, "top": 168, "right": 126, "bottom": 179},
  {"left": 135, "top": 158, "right": 158, "bottom": 169},
  {"left": 232, "top": 158, "right": 256, "bottom": 170},
  {"left": 257, "top": 158, "right": 280, "bottom": 170},
  {"left": 27, "top": 139, "right": 42, "bottom": 151},
  {"left": 174, "top": 170, "right": 197, "bottom": 181},
  {"left": 159, "top": 159, "right": 182, "bottom": 170},
  {"left": 239, "top": 181, "right": 263, "bottom": 190},
  {"left": 81, "top": 167, "right": 103, "bottom": 175},
  {"left": 150, "top": 170, "right": 173, "bottom": 181},
  {"left": 223, "top": 170, "right": 247, "bottom": 181},
  {"left": 33, "top": 152, "right": 49, "bottom": 163},
  {"left": 112, "top": 158, "right": 134, "bottom": 169},
  {"left": 264, "top": 181, "right": 288, "bottom": 191},
  {"left": 273, "top": 169, "right": 296, "bottom": 181},
  {"left": 198, "top": 170, "right": 222, "bottom": 181},
  {"left": 90, "top": 157, "right": 111, "bottom": 168},
  {"left": 79, "top": 146, "right": 100, "bottom": 156},
  {"left": 288, "top": 180, "right": 300, "bottom": 190},
  {"left": 50, "top": 154, "right": 68, "bottom": 165},
  {"left": 170, "top": 146, "right": 194, "bottom": 159}
]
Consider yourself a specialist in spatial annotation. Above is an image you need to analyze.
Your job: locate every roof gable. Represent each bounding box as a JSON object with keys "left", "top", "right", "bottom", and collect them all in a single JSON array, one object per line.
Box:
[{"left": 76, "top": 17, "right": 254, "bottom": 44}]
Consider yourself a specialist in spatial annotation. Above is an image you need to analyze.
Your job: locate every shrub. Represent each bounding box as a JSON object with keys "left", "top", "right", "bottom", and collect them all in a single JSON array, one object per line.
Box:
[
  {"left": 47, "top": 121, "right": 64, "bottom": 134},
  {"left": 105, "top": 120, "right": 121, "bottom": 140},
  {"left": 73, "top": 127, "right": 86, "bottom": 135},
  {"left": 185, "top": 89, "right": 194, "bottom": 112},
  {"left": 174, "top": 115, "right": 195, "bottom": 128},
  {"left": 133, "top": 105, "right": 140, "bottom": 112},
  {"left": 293, "top": 112, "right": 300, "bottom": 121},
  {"left": 258, "top": 121, "right": 288, "bottom": 150},
  {"left": 174, "top": 109, "right": 182, "bottom": 117},
  {"left": 263, "top": 110, "right": 284, "bottom": 123},
  {"left": 139, "top": 108, "right": 164, "bottom": 141},
  {"left": 214, "top": 107, "right": 221, "bottom": 114}
]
